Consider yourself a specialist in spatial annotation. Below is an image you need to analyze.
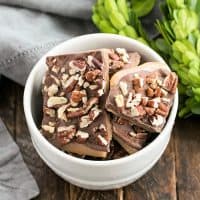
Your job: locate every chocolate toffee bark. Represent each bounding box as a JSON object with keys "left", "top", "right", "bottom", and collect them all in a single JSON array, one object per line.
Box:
[
  {"left": 106, "top": 62, "right": 178, "bottom": 133},
  {"left": 41, "top": 49, "right": 112, "bottom": 158},
  {"left": 112, "top": 117, "right": 148, "bottom": 154},
  {"left": 108, "top": 48, "right": 141, "bottom": 75}
]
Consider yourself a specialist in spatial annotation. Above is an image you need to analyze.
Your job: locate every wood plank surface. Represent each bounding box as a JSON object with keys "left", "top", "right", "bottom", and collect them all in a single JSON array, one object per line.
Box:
[
  {"left": 174, "top": 118, "right": 200, "bottom": 200},
  {"left": 0, "top": 77, "right": 200, "bottom": 200}
]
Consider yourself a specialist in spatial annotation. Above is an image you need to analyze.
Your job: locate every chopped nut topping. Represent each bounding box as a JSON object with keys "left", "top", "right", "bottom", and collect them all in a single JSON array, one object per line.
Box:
[
  {"left": 144, "top": 107, "right": 155, "bottom": 116},
  {"left": 61, "top": 67, "right": 65, "bottom": 73},
  {"left": 83, "top": 81, "right": 90, "bottom": 88},
  {"left": 132, "top": 93, "right": 142, "bottom": 106},
  {"left": 89, "top": 106, "right": 102, "bottom": 120},
  {"left": 99, "top": 124, "right": 106, "bottom": 132},
  {"left": 85, "top": 69, "right": 101, "bottom": 82},
  {"left": 67, "top": 107, "right": 81, "bottom": 112},
  {"left": 69, "top": 59, "right": 86, "bottom": 73},
  {"left": 162, "top": 97, "right": 170, "bottom": 104},
  {"left": 131, "top": 106, "right": 140, "bottom": 117},
  {"left": 119, "top": 81, "right": 128, "bottom": 96},
  {"left": 62, "top": 74, "right": 69, "bottom": 81},
  {"left": 147, "top": 99, "right": 159, "bottom": 108},
  {"left": 42, "top": 125, "right": 55, "bottom": 134},
  {"left": 57, "top": 125, "right": 76, "bottom": 132},
  {"left": 141, "top": 97, "right": 148, "bottom": 106},
  {"left": 116, "top": 48, "right": 129, "bottom": 63},
  {"left": 132, "top": 75, "right": 144, "bottom": 88},
  {"left": 57, "top": 104, "right": 69, "bottom": 121},
  {"left": 71, "top": 90, "right": 86, "bottom": 103},
  {"left": 47, "top": 97, "right": 68, "bottom": 107},
  {"left": 44, "top": 107, "right": 55, "bottom": 117},
  {"left": 80, "top": 115, "right": 92, "bottom": 128},
  {"left": 89, "top": 85, "right": 99, "bottom": 90},
  {"left": 115, "top": 94, "right": 124, "bottom": 107},
  {"left": 48, "top": 121, "right": 56, "bottom": 126},
  {"left": 154, "top": 87, "right": 162, "bottom": 97},
  {"left": 82, "top": 96, "right": 87, "bottom": 104},
  {"left": 50, "top": 75, "right": 60, "bottom": 86},
  {"left": 109, "top": 52, "right": 120, "bottom": 61},
  {"left": 97, "top": 135, "right": 108, "bottom": 146},
  {"left": 129, "top": 131, "right": 136, "bottom": 137},
  {"left": 78, "top": 76, "right": 84, "bottom": 86},
  {"left": 159, "top": 102, "right": 169, "bottom": 112},
  {"left": 150, "top": 115, "right": 164, "bottom": 126},
  {"left": 51, "top": 65, "right": 60, "bottom": 74},
  {"left": 126, "top": 92, "right": 133, "bottom": 108},
  {"left": 156, "top": 109, "right": 168, "bottom": 116},
  {"left": 161, "top": 88, "right": 168, "bottom": 97},
  {"left": 62, "top": 74, "right": 79, "bottom": 90},
  {"left": 76, "top": 130, "right": 89, "bottom": 139},
  {"left": 146, "top": 87, "right": 154, "bottom": 97},
  {"left": 47, "top": 84, "right": 58, "bottom": 96}
]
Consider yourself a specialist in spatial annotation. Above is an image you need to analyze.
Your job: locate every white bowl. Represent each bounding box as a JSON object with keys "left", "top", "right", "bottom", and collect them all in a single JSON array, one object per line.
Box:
[{"left": 23, "top": 33, "right": 178, "bottom": 190}]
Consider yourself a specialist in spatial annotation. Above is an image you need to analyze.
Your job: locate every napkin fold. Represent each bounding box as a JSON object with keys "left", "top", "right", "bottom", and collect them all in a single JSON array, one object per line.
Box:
[{"left": 0, "top": 119, "right": 39, "bottom": 200}]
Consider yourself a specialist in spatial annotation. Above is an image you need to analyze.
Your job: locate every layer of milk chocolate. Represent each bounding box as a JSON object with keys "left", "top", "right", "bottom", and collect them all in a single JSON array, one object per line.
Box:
[
  {"left": 112, "top": 117, "right": 148, "bottom": 154},
  {"left": 106, "top": 62, "right": 178, "bottom": 133},
  {"left": 41, "top": 49, "right": 112, "bottom": 158}
]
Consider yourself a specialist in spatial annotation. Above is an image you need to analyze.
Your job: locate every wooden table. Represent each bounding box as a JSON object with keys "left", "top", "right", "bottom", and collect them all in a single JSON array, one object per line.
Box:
[{"left": 0, "top": 77, "right": 200, "bottom": 200}]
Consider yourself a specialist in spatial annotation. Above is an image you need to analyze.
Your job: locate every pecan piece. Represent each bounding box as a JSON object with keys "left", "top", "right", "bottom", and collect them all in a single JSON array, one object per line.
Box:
[
  {"left": 85, "top": 69, "right": 101, "bottom": 82},
  {"left": 146, "top": 87, "right": 154, "bottom": 97},
  {"left": 144, "top": 107, "right": 155, "bottom": 116},
  {"left": 71, "top": 90, "right": 86, "bottom": 103}
]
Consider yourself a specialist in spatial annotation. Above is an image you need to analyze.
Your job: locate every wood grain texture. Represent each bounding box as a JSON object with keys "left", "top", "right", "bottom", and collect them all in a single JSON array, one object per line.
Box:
[
  {"left": 124, "top": 132, "right": 176, "bottom": 200},
  {"left": 174, "top": 118, "right": 200, "bottom": 200}
]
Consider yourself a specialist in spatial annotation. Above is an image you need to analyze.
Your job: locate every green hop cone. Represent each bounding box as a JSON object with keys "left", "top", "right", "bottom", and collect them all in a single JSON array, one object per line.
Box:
[
  {"left": 116, "top": 0, "right": 129, "bottom": 22},
  {"left": 109, "top": 10, "right": 127, "bottom": 30}
]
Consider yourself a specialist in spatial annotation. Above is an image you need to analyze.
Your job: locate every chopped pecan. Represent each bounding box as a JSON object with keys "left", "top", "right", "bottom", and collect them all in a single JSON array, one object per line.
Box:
[
  {"left": 97, "top": 135, "right": 108, "bottom": 146},
  {"left": 85, "top": 69, "right": 101, "bottom": 82},
  {"left": 42, "top": 125, "right": 55, "bottom": 134},
  {"left": 57, "top": 125, "right": 76, "bottom": 145},
  {"left": 141, "top": 97, "right": 148, "bottom": 106},
  {"left": 47, "top": 84, "right": 58, "bottom": 96},
  {"left": 115, "top": 94, "right": 124, "bottom": 108},
  {"left": 76, "top": 130, "right": 89, "bottom": 143},
  {"left": 136, "top": 105, "right": 146, "bottom": 116},
  {"left": 146, "top": 87, "right": 154, "bottom": 97},
  {"left": 44, "top": 107, "right": 55, "bottom": 117},
  {"left": 71, "top": 90, "right": 86, "bottom": 103},
  {"left": 162, "top": 72, "right": 177, "bottom": 93},
  {"left": 89, "top": 106, "right": 102, "bottom": 120},
  {"left": 154, "top": 87, "right": 162, "bottom": 97},
  {"left": 109, "top": 52, "right": 120, "bottom": 61},
  {"left": 150, "top": 114, "right": 164, "bottom": 126},
  {"left": 159, "top": 102, "right": 169, "bottom": 112},
  {"left": 47, "top": 96, "right": 68, "bottom": 108},
  {"left": 144, "top": 107, "right": 155, "bottom": 116},
  {"left": 155, "top": 109, "right": 168, "bottom": 116},
  {"left": 119, "top": 81, "right": 128, "bottom": 96}
]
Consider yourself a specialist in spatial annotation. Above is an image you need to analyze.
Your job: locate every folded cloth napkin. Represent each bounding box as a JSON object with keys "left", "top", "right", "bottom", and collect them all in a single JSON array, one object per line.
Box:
[
  {"left": 0, "top": 0, "right": 161, "bottom": 199},
  {"left": 0, "top": 118, "right": 39, "bottom": 200}
]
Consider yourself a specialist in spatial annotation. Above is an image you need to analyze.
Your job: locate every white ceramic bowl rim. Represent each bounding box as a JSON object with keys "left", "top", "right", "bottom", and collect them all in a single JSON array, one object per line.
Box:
[{"left": 24, "top": 33, "right": 178, "bottom": 167}]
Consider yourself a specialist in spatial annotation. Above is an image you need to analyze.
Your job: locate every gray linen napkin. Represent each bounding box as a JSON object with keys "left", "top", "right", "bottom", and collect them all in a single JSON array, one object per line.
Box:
[
  {"left": 0, "top": 1, "right": 161, "bottom": 199},
  {"left": 0, "top": 118, "right": 39, "bottom": 200},
  {"left": 0, "top": 1, "right": 95, "bottom": 199}
]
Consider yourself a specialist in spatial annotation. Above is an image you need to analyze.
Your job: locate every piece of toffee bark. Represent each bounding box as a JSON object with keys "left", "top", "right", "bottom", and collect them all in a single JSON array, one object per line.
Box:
[
  {"left": 112, "top": 117, "right": 148, "bottom": 154},
  {"left": 108, "top": 48, "right": 141, "bottom": 75},
  {"left": 106, "top": 62, "right": 178, "bottom": 133},
  {"left": 41, "top": 49, "right": 112, "bottom": 158}
]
